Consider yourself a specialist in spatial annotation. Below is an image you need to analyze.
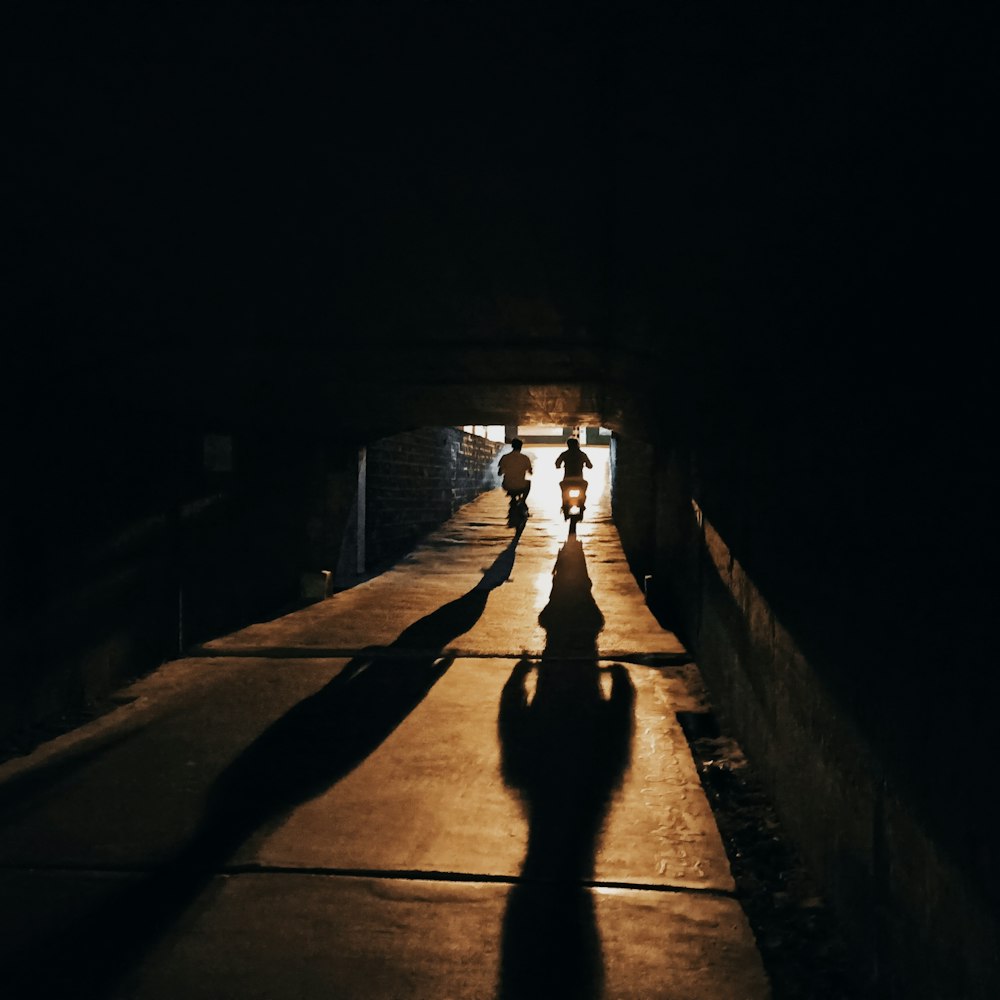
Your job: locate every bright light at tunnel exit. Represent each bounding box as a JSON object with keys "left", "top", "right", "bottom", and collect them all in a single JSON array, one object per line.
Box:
[
  {"left": 521, "top": 444, "right": 609, "bottom": 542},
  {"left": 462, "top": 425, "right": 507, "bottom": 442}
]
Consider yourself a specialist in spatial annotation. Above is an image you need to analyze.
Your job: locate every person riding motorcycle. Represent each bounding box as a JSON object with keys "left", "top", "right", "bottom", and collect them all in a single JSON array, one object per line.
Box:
[
  {"left": 555, "top": 437, "right": 592, "bottom": 481},
  {"left": 498, "top": 438, "right": 533, "bottom": 510},
  {"left": 555, "top": 438, "right": 592, "bottom": 522}
]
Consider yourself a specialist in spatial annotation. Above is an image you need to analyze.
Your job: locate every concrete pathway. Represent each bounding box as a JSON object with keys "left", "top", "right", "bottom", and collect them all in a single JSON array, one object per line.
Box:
[{"left": 0, "top": 447, "right": 771, "bottom": 999}]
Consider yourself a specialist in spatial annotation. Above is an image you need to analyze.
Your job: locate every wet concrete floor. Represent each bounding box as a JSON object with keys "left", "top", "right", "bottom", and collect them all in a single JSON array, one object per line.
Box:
[{"left": 0, "top": 447, "right": 771, "bottom": 998}]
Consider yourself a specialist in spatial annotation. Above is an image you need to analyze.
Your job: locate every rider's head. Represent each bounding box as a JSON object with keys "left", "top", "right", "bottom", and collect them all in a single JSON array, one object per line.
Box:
[
  {"left": 566, "top": 438, "right": 580, "bottom": 450},
  {"left": 511, "top": 438, "right": 523, "bottom": 451}
]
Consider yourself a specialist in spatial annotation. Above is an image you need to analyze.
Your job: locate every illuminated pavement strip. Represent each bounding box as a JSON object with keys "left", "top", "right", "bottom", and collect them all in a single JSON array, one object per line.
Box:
[{"left": 0, "top": 448, "right": 771, "bottom": 998}]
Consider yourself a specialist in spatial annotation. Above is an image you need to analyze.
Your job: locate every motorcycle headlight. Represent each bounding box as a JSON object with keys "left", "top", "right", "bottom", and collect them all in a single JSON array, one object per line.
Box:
[{"left": 568, "top": 488, "right": 580, "bottom": 498}]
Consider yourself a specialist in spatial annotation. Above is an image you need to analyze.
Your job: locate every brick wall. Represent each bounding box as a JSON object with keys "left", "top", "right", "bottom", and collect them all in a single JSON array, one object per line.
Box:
[{"left": 364, "top": 427, "right": 502, "bottom": 570}]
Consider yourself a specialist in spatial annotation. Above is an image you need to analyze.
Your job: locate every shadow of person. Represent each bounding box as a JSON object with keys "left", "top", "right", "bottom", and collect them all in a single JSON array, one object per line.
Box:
[
  {"left": 497, "top": 535, "right": 634, "bottom": 999},
  {"left": 6, "top": 531, "right": 524, "bottom": 999},
  {"left": 507, "top": 502, "right": 528, "bottom": 530}
]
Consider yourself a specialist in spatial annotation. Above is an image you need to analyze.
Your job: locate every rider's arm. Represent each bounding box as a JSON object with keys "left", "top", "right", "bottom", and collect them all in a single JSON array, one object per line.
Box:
[
  {"left": 555, "top": 453, "right": 564, "bottom": 468},
  {"left": 584, "top": 454, "right": 593, "bottom": 468}
]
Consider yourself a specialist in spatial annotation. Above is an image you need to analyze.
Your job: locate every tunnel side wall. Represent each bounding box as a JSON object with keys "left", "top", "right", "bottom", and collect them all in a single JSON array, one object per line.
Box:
[
  {"left": 362, "top": 427, "right": 503, "bottom": 572},
  {"left": 1, "top": 411, "right": 358, "bottom": 749},
  {"left": 610, "top": 433, "right": 999, "bottom": 1000}
]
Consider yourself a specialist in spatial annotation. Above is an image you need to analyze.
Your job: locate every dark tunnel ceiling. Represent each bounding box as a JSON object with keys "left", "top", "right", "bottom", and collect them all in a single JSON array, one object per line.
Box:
[
  {"left": 10, "top": 3, "right": 991, "bottom": 445},
  {"left": 95, "top": 339, "right": 650, "bottom": 439}
]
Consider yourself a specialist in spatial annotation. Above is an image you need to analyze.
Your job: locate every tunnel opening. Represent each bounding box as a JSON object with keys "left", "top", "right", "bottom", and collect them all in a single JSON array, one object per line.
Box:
[{"left": 330, "top": 421, "right": 617, "bottom": 592}]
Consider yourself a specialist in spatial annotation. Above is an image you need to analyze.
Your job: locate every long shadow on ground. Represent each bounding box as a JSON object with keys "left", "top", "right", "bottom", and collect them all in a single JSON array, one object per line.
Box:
[
  {"left": 498, "top": 532, "right": 634, "bottom": 999},
  {"left": 5, "top": 527, "right": 524, "bottom": 999}
]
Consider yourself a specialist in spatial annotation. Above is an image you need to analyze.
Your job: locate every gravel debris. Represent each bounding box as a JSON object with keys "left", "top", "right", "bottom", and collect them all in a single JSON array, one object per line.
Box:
[{"left": 680, "top": 711, "right": 871, "bottom": 1000}]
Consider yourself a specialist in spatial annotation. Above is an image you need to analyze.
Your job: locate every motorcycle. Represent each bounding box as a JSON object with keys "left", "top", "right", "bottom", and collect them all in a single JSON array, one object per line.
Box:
[{"left": 560, "top": 477, "right": 588, "bottom": 528}]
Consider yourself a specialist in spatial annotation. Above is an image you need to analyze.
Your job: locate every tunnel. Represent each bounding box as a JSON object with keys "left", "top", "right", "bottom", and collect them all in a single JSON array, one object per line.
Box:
[{"left": 5, "top": 3, "right": 996, "bottom": 998}]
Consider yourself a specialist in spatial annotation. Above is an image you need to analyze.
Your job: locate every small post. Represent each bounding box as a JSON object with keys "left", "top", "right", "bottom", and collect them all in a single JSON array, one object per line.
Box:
[
  {"left": 178, "top": 586, "right": 184, "bottom": 653},
  {"left": 356, "top": 446, "right": 367, "bottom": 574}
]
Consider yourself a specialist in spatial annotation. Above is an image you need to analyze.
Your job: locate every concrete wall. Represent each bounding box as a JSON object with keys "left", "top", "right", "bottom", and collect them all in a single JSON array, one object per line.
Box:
[
  {"left": 1, "top": 411, "right": 358, "bottom": 749},
  {"left": 611, "top": 433, "right": 1000, "bottom": 1000}
]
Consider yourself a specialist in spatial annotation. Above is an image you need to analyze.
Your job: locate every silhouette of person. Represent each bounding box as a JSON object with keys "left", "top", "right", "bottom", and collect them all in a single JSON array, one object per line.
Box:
[
  {"left": 556, "top": 438, "right": 592, "bottom": 528},
  {"left": 555, "top": 437, "right": 592, "bottom": 484},
  {"left": 498, "top": 437, "right": 533, "bottom": 508}
]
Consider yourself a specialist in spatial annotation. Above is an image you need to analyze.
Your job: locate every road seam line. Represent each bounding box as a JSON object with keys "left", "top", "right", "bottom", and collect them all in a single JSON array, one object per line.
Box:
[
  {"left": 0, "top": 861, "right": 733, "bottom": 897},
  {"left": 183, "top": 647, "right": 693, "bottom": 666}
]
